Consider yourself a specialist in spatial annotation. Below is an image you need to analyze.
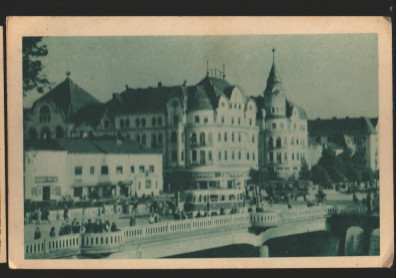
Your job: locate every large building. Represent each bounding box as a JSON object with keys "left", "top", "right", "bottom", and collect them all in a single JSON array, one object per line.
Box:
[
  {"left": 24, "top": 139, "right": 163, "bottom": 201},
  {"left": 254, "top": 49, "right": 308, "bottom": 180},
  {"left": 24, "top": 70, "right": 259, "bottom": 191},
  {"left": 308, "top": 117, "right": 379, "bottom": 171}
]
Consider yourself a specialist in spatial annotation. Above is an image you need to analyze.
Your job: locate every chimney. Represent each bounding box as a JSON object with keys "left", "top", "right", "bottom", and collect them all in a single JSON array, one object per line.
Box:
[
  {"left": 113, "top": 92, "right": 119, "bottom": 99},
  {"left": 223, "top": 64, "right": 226, "bottom": 79},
  {"left": 158, "top": 81, "right": 162, "bottom": 88},
  {"left": 333, "top": 117, "right": 337, "bottom": 120},
  {"left": 125, "top": 84, "right": 129, "bottom": 90},
  {"left": 182, "top": 80, "right": 187, "bottom": 87}
]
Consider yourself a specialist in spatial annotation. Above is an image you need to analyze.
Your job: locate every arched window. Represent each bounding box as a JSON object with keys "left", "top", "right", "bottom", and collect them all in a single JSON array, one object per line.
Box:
[
  {"left": 55, "top": 126, "right": 64, "bottom": 139},
  {"left": 171, "top": 131, "right": 177, "bottom": 143},
  {"left": 276, "top": 137, "right": 281, "bottom": 148},
  {"left": 218, "top": 133, "right": 221, "bottom": 142},
  {"left": 192, "top": 133, "right": 197, "bottom": 144},
  {"left": 125, "top": 119, "right": 130, "bottom": 128},
  {"left": 28, "top": 128, "right": 37, "bottom": 140},
  {"left": 200, "top": 132, "right": 205, "bottom": 145},
  {"left": 39, "top": 106, "right": 51, "bottom": 123},
  {"left": 41, "top": 127, "right": 51, "bottom": 140},
  {"left": 269, "top": 137, "right": 273, "bottom": 148},
  {"left": 120, "top": 119, "right": 125, "bottom": 128}
]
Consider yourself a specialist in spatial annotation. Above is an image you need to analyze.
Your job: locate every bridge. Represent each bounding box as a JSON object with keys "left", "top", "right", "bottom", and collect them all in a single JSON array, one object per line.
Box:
[{"left": 24, "top": 205, "right": 379, "bottom": 259}]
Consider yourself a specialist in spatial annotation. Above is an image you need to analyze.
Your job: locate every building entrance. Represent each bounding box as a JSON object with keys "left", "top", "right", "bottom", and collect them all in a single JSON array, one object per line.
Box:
[{"left": 42, "top": 186, "right": 50, "bottom": 201}]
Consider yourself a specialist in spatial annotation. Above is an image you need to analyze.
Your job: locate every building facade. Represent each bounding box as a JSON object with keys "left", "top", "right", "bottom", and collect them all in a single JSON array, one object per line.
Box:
[
  {"left": 255, "top": 49, "right": 308, "bottom": 180},
  {"left": 308, "top": 117, "right": 379, "bottom": 171},
  {"left": 24, "top": 139, "right": 163, "bottom": 201}
]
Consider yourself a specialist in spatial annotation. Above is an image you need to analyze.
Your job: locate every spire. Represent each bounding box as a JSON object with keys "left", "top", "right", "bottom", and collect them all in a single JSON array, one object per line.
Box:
[
  {"left": 266, "top": 47, "right": 282, "bottom": 93},
  {"left": 65, "top": 70, "right": 71, "bottom": 79}
]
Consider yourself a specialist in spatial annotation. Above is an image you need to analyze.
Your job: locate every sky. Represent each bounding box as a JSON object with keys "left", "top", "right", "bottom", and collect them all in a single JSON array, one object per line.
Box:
[{"left": 23, "top": 34, "right": 378, "bottom": 119}]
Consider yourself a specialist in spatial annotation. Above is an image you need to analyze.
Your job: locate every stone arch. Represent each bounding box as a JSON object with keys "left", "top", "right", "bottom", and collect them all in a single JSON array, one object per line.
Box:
[
  {"left": 55, "top": 126, "right": 65, "bottom": 139},
  {"left": 40, "top": 127, "right": 51, "bottom": 140},
  {"left": 344, "top": 226, "right": 365, "bottom": 256},
  {"left": 368, "top": 228, "right": 380, "bottom": 255},
  {"left": 28, "top": 128, "right": 38, "bottom": 140}
]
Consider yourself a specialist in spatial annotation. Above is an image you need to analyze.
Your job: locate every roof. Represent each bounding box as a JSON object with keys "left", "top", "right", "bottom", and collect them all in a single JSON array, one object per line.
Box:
[
  {"left": 115, "top": 85, "right": 183, "bottom": 114},
  {"left": 71, "top": 103, "right": 108, "bottom": 127},
  {"left": 370, "top": 117, "right": 378, "bottom": 128},
  {"left": 286, "top": 100, "right": 307, "bottom": 120},
  {"left": 33, "top": 78, "right": 100, "bottom": 120},
  {"left": 308, "top": 117, "right": 377, "bottom": 136},
  {"left": 24, "top": 139, "right": 162, "bottom": 155}
]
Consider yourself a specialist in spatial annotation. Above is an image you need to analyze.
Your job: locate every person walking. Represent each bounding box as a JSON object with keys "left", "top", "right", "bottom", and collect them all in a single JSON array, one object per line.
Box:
[{"left": 34, "top": 227, "right": 41, "bottom": 240}]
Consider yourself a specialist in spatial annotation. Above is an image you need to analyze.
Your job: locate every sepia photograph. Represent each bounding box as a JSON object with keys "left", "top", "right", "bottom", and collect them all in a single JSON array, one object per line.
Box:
[{"left": 6, "top": 17, "right": 393, "bottom": 268}]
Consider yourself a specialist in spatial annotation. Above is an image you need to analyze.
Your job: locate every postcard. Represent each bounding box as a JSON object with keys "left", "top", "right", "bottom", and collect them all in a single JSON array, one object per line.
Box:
[{"left": 6, "top": 17, "right": 393, "bottom": 268}]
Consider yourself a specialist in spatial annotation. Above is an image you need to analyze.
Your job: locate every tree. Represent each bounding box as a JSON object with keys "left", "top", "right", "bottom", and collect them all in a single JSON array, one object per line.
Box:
[
  {"left": 23, "top": 37, "right": 50, "bottom": 95},
  {"left": 299, "top": 161, "right": 311, "bottom": 180},
  {"left": 311, "top": 165, "right": 331, "bottom": 185}
]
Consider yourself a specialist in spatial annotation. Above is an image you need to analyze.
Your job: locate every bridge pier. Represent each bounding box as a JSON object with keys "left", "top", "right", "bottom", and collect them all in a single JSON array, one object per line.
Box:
[
  {"left": 344, "top": 226, "right": 365, "bottom": 256},
  {"left": 368, "top": 228, "right": 380, "bottom": 255},
  {"left": 259, "top": 245, "right": 269, "bottom": 257}
]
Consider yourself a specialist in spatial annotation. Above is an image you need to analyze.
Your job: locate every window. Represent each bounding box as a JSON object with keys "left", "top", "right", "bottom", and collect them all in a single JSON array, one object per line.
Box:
[
  {"left": 142, "top": 134, "right": 146, "bottom": 145},
  {"left": 141, "top": 118, "right": 146, "bottom": 127},
  {"left": 247, "top": 152, "right": 250, "bottom": 160},
  {"left": 204, "top": 116, "right": 208, "bottom": 123},
  {"left": 272, "top": 123, "right": 276, "bottom": 129},
  {"left": 136, "top": 134, "right": 141, "bottom": 143},
  {"left": 200, "top": 151, "right": 206, "bottom": 164},
  {"left": 238, "top": 118, "right": 241, "bottom": 125},
  {"left": 152, "top": 134, "right": 157, "bottom": 147},
  {"left": 195, "top": 116, "right": 200, "bottom": 123},
  {"left": 276, "top": 137, "right": 281, "bottom": 148},
  {"left": 277, "top": 153, "right": 281, "bottom": 163},
  {"left": 138, "top": 182, "right": 141, "bottom": 190},
  {"left": 116, "top": 166, "right": 123, "bottom": 174},
  {"left": 238, "top": 151, "right": 241, "bottom": 160},
  {"left": 253, "top": 152, "right": 255, "bottom": 160},
  {"left": 292, "top": 153, "right": 295, "bottom": 161},
  {"left": 158, "top": 117, "right": 162, "bottom": 126},
  {"left": 139, "top": 166, "right": 145, "bottom": 173},
  {"left": 152, "top": 117, "right": 156, "bottom": 126},
  {"left": 125, "top": 119, "right": 130, "bottom": 128},
  {"left": 200, "top": 132, "right": 206, "bottom": 145},
  {"left": 252, "top": 135, "right": 255, "bottom": 143},
  {"left": 269, "top": 137, "right": 273, "bottom": 148},
  {"left": 173, "top": 115, "right": 179, "bottom": 124},
  {"left": 146, "top": 180, "right": 151, "bottom": 189},
  {"left": 224, "top": 151, "right": 228, "bottom": 160},
  {"left": 280, "top": 123, "right": 284, "bottom": 129},
  {"left": 192, "top": 150, "right": 197, "bottom": 162},
  {"left": 136, "top": 119, "right": 140, "bottom": 127},
  {"left": 158, "top": 134, "right": 162, "bottom": 145},
  {"left": 90, "top": 166, "right": 95, "bottom": 175},
  {"left": 231, "top": 117, "right": 234, "bottom": 125},
  {"left": 120, "top": 119, "right": 125, "bottom": 128},
  {"left": 130, "top": 166, "right": 134, "bottom": 173},
  {"left": 74, "top": 188, "right": 83, "bottom": 198},
  {"left": 208, "top": 151, "right": 212, "bottom": 161},
  {"left": 149, "top": 165, "right": 154, "bottom": 173},
  {"left": 39, "top": 106, "right": 51, "bottom": 123},
  {"left": 238, "top": 133, "right": 241, "bottom": 142},
  {"left": 101, "top": 166, "right": 108, "bottom": 175},
  {"left": 192, "top": 133, "right": 197, "bottom": 143},
  {"left": 218, "top": 133, "right": 221, "bottom": 142},
  {"left": 75, "top": 166, "right": 82, "bottom": 176},
  {"left": 296, "top": 138, "right": 299, "bottom": 145},
  {"left": 221, "top": 116, "right": 225, "bottom": 123},
  {"left": 269, "top": 152, "right": 273, "bottom": 162},
  {"left": 232, "top": 132, "right": 235, "bottom": 142},
  {"left": 171, "top": 131, "right": 177, "bottom": 143},
  {"left": 284, "top": 152, "right": 287, "bottom": 161},
  {"left": 249, "top": 119, "right": 252, "bottom": 126},
  {"left": 181, "top": 151, "right": 184, "bottom": 161},
  {"left": 232, "top": 151, "right": 235, "bottom": 160},
  {"left": 172, "top": 151, "right": 177, "bottom": 162},
  {"left": 224, "top": 132, "right": 228, "bottom": 142},
  {"left": 218, "top": 151, "right": 222, "bottom": 160},
  {"left": 239, "top": 104, "right": 241, "bottom": 109},
  {"left": 297, "top": 153, "right": 299, "bottom": 161}
]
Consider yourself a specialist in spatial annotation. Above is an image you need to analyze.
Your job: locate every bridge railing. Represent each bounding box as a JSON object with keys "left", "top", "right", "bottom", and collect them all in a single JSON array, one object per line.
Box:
[
  {"left": 25, "top": 234, "right": 81, "bottom": 257},
  {"left": 81, "top": 230, "right": 125, "bottom": 248}
]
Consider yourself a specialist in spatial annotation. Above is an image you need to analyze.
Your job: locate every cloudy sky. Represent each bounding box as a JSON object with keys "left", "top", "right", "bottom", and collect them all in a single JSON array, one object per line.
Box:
[{"left": 24, "top": 34, "right": 378, "bottom": 119}]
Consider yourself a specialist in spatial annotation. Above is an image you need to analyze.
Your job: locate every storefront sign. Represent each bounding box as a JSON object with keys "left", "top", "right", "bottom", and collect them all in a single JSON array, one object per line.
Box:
[
  {"left": 191, "top": 170, "right": 250, "bottom": 179},
  {"left": 35, "top": 176, "right": 58, "bottom": 183}
]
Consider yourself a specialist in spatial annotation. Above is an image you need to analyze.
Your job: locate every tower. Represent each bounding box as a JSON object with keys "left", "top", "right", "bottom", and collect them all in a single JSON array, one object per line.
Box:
[{"left": 264, "top": 48, "right": 286, "bottom": 117}]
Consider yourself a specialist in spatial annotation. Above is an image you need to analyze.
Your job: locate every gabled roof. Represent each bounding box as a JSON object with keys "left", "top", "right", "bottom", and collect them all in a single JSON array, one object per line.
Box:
[
  {"left": 71, "top": 103, "right": 108, "bottom": 128},
  {"left": 25, "top": 139, "right": 162, "bottom": 154},
  {"left": 286, "top": 100, "right": 307, "bottom": 120},
  {"left": 308, "top": 117, "right": 377, "bottom": 136},
  {"left": 33, "top": 78, "right": 100, "bottom": 120},
  {"left": 252, "top": 96, "right": 307, "bottom": 120},
  {"left": 370, "top": 117, "right": 378, "bottom": 128}
]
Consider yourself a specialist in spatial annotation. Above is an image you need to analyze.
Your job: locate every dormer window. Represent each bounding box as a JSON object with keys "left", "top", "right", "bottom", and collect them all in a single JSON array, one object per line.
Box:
[{"left": 39, "top": 106, "right": 51, "bottom": 123}]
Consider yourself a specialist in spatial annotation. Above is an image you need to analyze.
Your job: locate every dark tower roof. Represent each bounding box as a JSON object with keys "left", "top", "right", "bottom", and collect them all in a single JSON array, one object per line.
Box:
[{"left": 265, "top": 48, "right": 283, "bottom": 95}]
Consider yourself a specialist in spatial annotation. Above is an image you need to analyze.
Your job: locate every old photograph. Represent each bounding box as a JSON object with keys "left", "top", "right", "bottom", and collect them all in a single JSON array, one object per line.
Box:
[{"left": 7, "top": 17, "right": 393, "bottom": 268}]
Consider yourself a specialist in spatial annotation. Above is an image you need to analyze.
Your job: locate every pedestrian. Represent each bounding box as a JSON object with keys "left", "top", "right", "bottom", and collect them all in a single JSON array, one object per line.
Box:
[
  {"left": 149, "top": 214, "right": 155, "bottom": 224},
  {"left": 130, "top": 215, "right": 136, "bottom": 226},
  {"left": 59, "top": 222, "right": 66, "bottom": 236},
  {"left": 63, "top": 205, "right": 69, "bottom": 221},
  {"left": 34, "top": 227, "right": 41, "bottom": 240},
  {"left": 49, "top": 227, "right": 56, "bottom": 237},
  {"left": 366, "top": 191, "right": 372, "bottom": 214},
  {"left": 111, "top": 222, "right": 117, "bottom": 232}
]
